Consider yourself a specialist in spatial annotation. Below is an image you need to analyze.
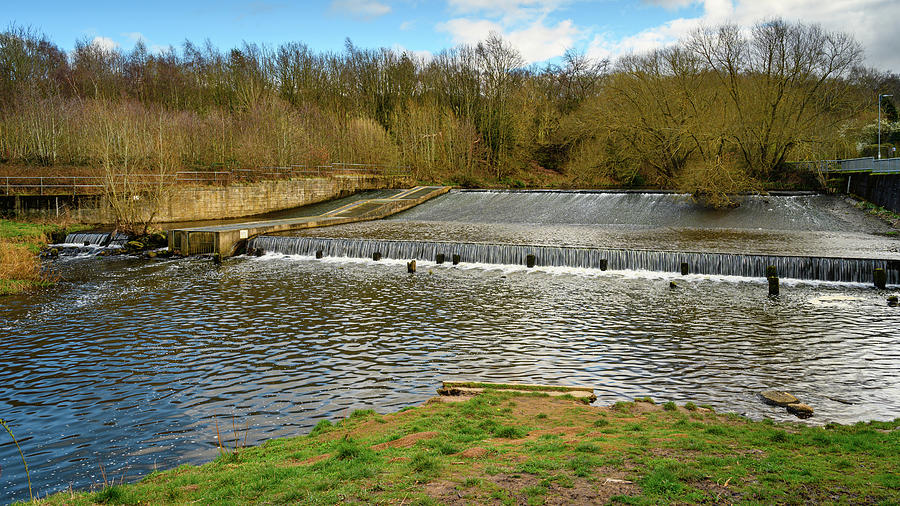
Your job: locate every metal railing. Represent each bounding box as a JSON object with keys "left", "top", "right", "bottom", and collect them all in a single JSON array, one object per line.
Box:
[
  {"left": 2, "top": 176, "right": 103, "bottom": 196},
  {"left": 795, "top": 157, "right": 900, "bottom": 175},
  {"left": 1, "top": 163, "right": 411, "bottom": 196}
]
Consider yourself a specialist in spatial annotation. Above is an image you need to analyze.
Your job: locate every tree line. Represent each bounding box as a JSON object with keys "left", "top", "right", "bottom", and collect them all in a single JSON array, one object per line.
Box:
[{"left": 1, "top": 20, "right": 897, "bottom": 206}]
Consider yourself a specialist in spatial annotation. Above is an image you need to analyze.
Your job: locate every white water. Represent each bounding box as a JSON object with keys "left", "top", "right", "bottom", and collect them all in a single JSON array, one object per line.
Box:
[{"left": 249, "top": 236, "right": 898, "bottom": 285}]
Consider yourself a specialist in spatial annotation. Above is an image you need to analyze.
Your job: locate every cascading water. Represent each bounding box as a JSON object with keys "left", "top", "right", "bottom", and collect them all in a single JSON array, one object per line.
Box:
[
  {"left": 62, "top": 232, "right": 128, "bottom": 247},
  {"left": 388, "top": 190, "right": 879, "bottom": 232},
  {"left": 257, "top": 189, "right": 897, "bottom": 284},
  {"left": 248, "top": 236, "right": 899, "bottom": 284}
]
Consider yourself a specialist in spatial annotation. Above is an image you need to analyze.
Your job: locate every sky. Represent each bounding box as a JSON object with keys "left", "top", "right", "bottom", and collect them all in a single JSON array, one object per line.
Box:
[{"left": 4, "top": 0, "right": 899, "bottom": 71}]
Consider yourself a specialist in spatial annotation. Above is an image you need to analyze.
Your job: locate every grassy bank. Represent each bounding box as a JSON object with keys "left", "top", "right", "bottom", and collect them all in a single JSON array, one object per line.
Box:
[
  {"left": 0, "top": 219, "right": 87, "bottom": 295},
  {"left": 29, "top": 391, "right": 900, "bottom": 505}
]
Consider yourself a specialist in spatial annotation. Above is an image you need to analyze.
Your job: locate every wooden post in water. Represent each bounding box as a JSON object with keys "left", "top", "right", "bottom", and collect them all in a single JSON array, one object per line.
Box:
[
  {"left": 768, "top": 276, "right": 780, "bottom": 296},
  {"left": 452, "top": 254, "right": 460, "bottom": 265},
  {"left": 315, "top": 250, "right": 323, "bottom": 259},
  {"left": 874, "top": 268, "right": 887, "bottom": 289},
  {"left": 599, "top": 259, "right": 608, "bottom": 271},
  {"left": 680, "top": 262, "right": 689, "bottom": 276},
  {"left": 407, "top": 260, "right": 416, "bottom": 273},
  {"left": 373, "top": 252, "right": 382, "bottom": 261},
  {"left": 526, "top": 254, "right": 536, "bottom": 268},
  {"left": 435, "top": 253, "right": 445, "bottom": 264}
]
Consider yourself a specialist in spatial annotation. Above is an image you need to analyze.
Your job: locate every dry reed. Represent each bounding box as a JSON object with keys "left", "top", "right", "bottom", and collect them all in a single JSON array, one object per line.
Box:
[{"left": 0, "top": 242, "right": 43, "bottom": 281}]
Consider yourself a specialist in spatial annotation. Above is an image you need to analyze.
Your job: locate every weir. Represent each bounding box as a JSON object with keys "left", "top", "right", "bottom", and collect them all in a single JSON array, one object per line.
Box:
[
  {"left": 248, "top": 235, "right": 900, "bottom": 284},
  {"left": 388, "top": 189, "right": 877, "bottom": 231},
  {"left": 63, "top": 232, "right": 128, "bottom": 247},
  {"left": 167, "top": 186, "right": 449, "bottom": 257}
]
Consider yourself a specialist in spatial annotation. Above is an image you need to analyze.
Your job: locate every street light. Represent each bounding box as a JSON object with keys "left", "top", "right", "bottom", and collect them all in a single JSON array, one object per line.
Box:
[{"left": 878, "top": 93, "right": 893, "bottom": 160}]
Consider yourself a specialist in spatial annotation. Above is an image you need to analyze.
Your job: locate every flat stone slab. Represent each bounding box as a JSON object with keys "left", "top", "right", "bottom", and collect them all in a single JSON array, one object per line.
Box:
[
  {"left": 786, "top": 403, "right": 814, "bottom": 419},
  {"left": 760, "top": 390, "right": 799, "bottom": 407},
  {"left": 439, "top": 381, "right": 597, "bottom": 403}
]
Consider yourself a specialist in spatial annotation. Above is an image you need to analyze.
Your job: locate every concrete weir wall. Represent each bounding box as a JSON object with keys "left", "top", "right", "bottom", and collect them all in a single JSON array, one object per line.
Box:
[
  {"left": 848, "top": 172, "right": 900, "bottom": 213},
  {"left": 0, "top": 175, "right": 390, "bottom": 223},
  {"left": 154, "top": 175, "right": 386, "bottom": 222}
]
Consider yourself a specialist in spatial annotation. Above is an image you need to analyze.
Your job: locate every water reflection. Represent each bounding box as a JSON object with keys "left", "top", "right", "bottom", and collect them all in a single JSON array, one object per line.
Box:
[{"left": 0, "top": 255, "right": 898, "bottom": 502}]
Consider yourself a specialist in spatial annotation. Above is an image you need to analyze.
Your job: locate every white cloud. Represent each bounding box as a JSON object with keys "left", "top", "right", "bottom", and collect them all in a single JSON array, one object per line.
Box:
[
  {"left": 448, "top": 0, "right": 566, "bottom": 24},
  {"left": 641, "top": 0, "right": 697, "bottom": 9},
  {"left": 588, "top": 0, "right": 900, "bottom": 71},
  {"left": 507, "top": 19, "right": 579, "bottom": 63},
  {"left": 437, "top": 18, "right": 503, "bottom": 45},
  {"left": 438, "top": 17, "right": 579, "bottom": 63},
  {"left": 122, "top": 31, "right": 144, "bottom": 43},
  {"left": 91, "top": 36, "right": 119, "bottom": 52},
  {"left": 392, "top": 44, "right": 434, "bottom": 63},
  {"left": 437, "top": 0, "right": 899, "bottom": 70},
  {"left": 400, "top": 20, "right": 415, "bottom": 31},
  {"left": 330, "top": 0, "right": 391, "bottom": 20},
  {"left": 118, "top": 32, "right": 172, "bottom": 54},
  {"left": 437, "top": 0, "right": 579, "bottom": 63},
  {"left": 586, "top": 13, "right": 704, "bottom": 60},
  {"left": 728, "top": 0, "right": 898, "bottom": 70}
]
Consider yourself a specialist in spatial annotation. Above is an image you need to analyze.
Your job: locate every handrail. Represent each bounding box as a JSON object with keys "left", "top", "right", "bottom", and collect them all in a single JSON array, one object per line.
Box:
[
  {"left": 790, "top": 157, "right": 900, "bottom": 175},
  {"left": 1, "top": 163, "right": 411, "bottom": 196}
]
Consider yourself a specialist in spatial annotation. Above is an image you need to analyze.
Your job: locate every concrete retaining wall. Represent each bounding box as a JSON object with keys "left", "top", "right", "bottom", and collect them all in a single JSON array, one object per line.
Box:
[
  {"left": 848, "top": 172, "right": 900, "bottom": 213},
  {"left": 0, "top": 175, "right": 393, "bottom": 223}
]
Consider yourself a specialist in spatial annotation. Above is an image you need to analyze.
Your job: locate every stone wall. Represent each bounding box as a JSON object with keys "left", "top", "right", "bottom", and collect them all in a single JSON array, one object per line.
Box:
[{"left": 0, "top": 175, "right": 394, "bottom": 223}]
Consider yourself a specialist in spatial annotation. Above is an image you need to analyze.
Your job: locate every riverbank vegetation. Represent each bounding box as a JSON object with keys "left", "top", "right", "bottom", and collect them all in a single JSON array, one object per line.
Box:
[
  {"left": 0, "top": 219, "right": 85, "bottom": 294},
  {"left": 2, "top": 20, "right": 898, "bottom": 209},
  {"left": 28, "top": 391, "right": 900, "bottom": 504}
]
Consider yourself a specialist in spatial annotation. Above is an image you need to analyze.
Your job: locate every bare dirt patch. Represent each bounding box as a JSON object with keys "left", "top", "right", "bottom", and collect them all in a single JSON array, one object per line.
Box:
[
  {"left": 457, "top": 447, "right": 490, "bottom": 459},
  {"left": 424, "top": 472, "right": 641, "bottom": 505},
  {"left": 287, "top": 453, "right": 331, "bottom": 466}
]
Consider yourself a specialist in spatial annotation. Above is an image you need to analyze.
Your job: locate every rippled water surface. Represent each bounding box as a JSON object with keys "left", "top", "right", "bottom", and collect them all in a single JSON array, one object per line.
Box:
[{"left": 1, "top": 253, "right": 899, "bottom": 502}]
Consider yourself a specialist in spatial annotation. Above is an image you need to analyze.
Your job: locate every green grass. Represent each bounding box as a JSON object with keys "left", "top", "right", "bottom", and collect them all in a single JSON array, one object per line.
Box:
[
  {"left": 27, "top": 396, "right": 900, "bottom": 505},
  {"left": 0, "top": 219, "right": 89, "bottom": 249},
  {"left": 0, "top": 279, "right": 52, "bottom": 295},
  {"left": 0, "top": 219, "right": 55, "bottom": 239},
  {"left": 1, "top": 219, "right": 90, "bottom": 295},
  {"left": 854, "top": 198, "right": 900, "bottom": 236}
]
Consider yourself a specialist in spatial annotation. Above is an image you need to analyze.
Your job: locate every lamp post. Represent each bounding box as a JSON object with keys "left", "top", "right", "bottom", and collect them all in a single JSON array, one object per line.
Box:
[{"left": 878, "top": 93, "right": 893, "bottom": 160}]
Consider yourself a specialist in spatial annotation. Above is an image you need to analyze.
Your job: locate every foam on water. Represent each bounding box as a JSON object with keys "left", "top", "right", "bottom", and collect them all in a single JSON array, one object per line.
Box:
[
  {"left": 252, "top": 249, "right": 875, "bottom": 288},
  {"left": 249, "top": 235, "right": 898, "bottom": 285}
]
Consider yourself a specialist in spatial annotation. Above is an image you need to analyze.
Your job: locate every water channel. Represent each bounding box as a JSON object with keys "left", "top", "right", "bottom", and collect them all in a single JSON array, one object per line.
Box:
[{"left": 1, "top": 190, "right": 899, "bottom": 502}]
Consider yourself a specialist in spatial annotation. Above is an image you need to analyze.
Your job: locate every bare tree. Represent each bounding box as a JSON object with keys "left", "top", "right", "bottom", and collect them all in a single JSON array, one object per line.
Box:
[{"left": 688, "top": 19, "right": 862, "bottom": 176}]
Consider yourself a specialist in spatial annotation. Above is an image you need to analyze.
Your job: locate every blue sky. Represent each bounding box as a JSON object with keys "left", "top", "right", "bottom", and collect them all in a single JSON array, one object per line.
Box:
[{"left": 4, "top": 0, "right": 898, "bottom": 70}]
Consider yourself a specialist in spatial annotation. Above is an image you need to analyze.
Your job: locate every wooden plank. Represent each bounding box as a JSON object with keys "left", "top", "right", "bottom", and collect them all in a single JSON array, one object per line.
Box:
[{"left": 442, "top": 381, "right": 595, "bottom": 393}]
